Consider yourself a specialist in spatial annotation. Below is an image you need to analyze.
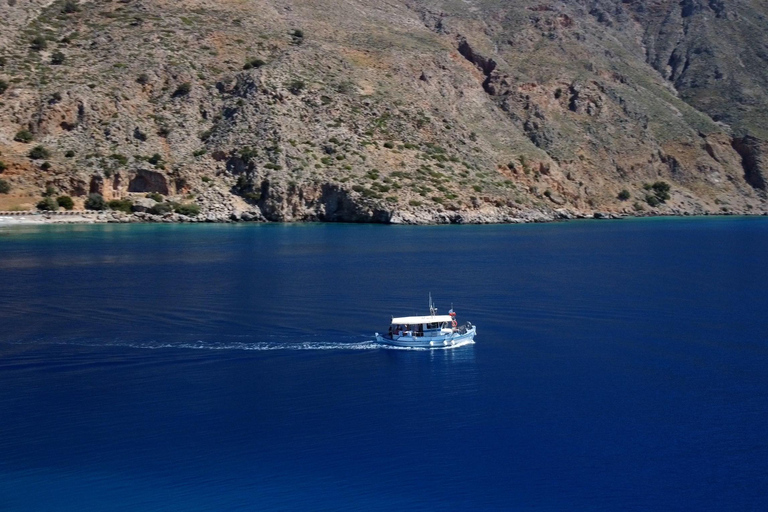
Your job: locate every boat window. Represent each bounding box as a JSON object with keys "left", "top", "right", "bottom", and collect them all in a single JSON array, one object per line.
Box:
[{"left": 426, "top": 322, "right": 439, "bottom": 329}]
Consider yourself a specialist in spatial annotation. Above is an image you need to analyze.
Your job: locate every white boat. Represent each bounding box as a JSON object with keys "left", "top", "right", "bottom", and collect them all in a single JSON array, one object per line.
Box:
[{"left": 375, "top": 295, "right": 477, "bottom": 348}]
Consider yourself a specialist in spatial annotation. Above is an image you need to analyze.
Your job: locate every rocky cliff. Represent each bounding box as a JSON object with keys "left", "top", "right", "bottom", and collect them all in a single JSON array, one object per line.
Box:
[{"left": 1, "top": 0, "right": 767, "bottom": 222}]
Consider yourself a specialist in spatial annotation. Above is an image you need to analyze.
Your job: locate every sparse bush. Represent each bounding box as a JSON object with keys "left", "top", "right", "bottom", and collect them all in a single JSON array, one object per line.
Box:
[
  {"left": 652, "top": 181, "right": 671, "bottom": 202},
  {"left": 62, "top": 0, "right": 79, "bottom": 13},
  {"left": 243, "top": 58, "right": 265, "bottom": 70},
  {"left": 136, "top": 73, "right": 149, "bottom": 85},
  {"left": 37, "top": 197, "right": 58, "bottom": 211},
  {"left": 108, "top": 199, "right": 133, "bottom": 213},
  {"left": 0, "top": 80, "right": 8, "bottom": 95},
  {"left": 383, "top": 142, "right": 394, "bottom": 149},
  {"left": 30, "top": 35, "right": 47, "bottom": 52},
  {"left": 193, "top": 149, "right": 206, "bottom": 157},
  {"left": 149, "top": 202, "right": 174, "bottom": 215},
  {"left": 65, "top": 150, "right": 75, "bottom": 158},
  {"left": 0, "top": 179, "right": 10, "bottom": 194},
  {"left": 57, "top": 196, "right": 74, "bottom": 210},
  {"left": 174, "top": 203, "right": 200, "bottom": 216},
  {"left": 0, "top": 56, "right": 6, "bottom": 68},
  {"left": 148, "top": 153, "right": 163, "bottom": 166},
  {"left": 85, "top": 193, "right": 107, "bottom": 210},
  {"left": 172, "top": 82, "right": 191, "bottom": 98},
  {"left": 0, "top": 161, "right": 6, "bottom": 172},
  {"left": 28, "top": 146, "right": 50, "bottom": 160},
  {"left": 617, "top": 189, "right": 630, "bottom": 201},
  {"left": 288, "top": 80, "right": 305, "bottom": 95},
  {"left": 645, "top": 194, "right": 660, "bottom": 207},
  {"left": 292, "top": 29, "right": 304, "bottom": 38},
  {"left": 14, "top": 130, "right": 33, "bottom": 143},
  {"left": 51, "top": 51, "right": 65, "bottom": 65},
  {"left": 110, "top": 153, "right": 128, "bottom": 166},
  {"left": 40, "top": 161, "right": 51, "bottom": 170},
  {"left": 146, "top": 192, "right": 163, "bottom": 202}
]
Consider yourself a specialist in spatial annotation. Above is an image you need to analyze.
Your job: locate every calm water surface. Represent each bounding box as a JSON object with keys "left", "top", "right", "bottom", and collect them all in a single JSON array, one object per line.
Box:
[{"left": 0, "top": 218, "right": 767, "bottom": 510}]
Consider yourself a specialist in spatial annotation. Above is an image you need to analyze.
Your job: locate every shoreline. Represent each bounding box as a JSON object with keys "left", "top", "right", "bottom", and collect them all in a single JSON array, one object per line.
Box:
[{"left": 2, "top": 208, "right": 767, "bottom": 227}]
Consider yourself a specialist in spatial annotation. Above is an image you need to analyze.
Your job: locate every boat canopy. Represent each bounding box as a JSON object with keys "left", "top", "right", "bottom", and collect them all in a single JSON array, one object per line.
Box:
[{"left": 391, "top": 315, "right": 453, "bottom": 325}]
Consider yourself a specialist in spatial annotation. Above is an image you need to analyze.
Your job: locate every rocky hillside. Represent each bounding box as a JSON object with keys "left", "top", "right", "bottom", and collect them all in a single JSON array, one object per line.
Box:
[{"left": 1, "top": 0, "right": 767, "bottom": 222}]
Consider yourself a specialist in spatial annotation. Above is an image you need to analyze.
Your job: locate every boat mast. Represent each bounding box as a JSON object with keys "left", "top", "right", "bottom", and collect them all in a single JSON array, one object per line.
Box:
[{"left": 429, "top": 292, "right": 436, "bottom": 316}]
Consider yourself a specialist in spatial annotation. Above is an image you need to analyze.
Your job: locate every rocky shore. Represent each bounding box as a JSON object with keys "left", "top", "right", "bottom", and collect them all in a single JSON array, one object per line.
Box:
[{"left": 2, "top": 204, "right": 764, "bottom": 227}]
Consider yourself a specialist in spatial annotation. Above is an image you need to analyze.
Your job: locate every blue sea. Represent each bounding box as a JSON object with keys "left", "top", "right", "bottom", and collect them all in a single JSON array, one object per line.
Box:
[{"left": 1, "top": 218, "right": 767, "bottom": 510}]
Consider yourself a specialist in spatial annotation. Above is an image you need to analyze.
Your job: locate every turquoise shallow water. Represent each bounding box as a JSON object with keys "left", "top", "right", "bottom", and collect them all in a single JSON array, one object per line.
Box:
[{"left": 0, "top": 218, "right": 767, "bottom": 510}]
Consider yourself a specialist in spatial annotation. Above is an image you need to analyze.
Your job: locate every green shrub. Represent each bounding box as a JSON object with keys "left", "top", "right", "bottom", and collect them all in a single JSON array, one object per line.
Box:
[
  {"left": 0, "top": 160, "right": 6, "bottom": 172},
  {"left": 37, "top": 197, "right": 58, "bottom": 211},
  {"left": 62, "top": 0, "right": 79, "bottom": 13},
  {"left": 51, "top": 51, "right": 65, "bottom": 65},
  {"left": 110, "top": 153, "right": 128, "bottom": 166},
  {"left": 14, "top": 130, "right": 33, "bottom": 143},
  {"left": 85, "top": 193, "right": 107, "bottom": 210},
  {"left": 136, "top": 73, "right": 149, "bottom": 85},
  {"left": 148, "top": 153, "right": 163, "bottom": 166},
  {"left": 617, "top": 189, "right": 631, "bottom": 201},
  {"left": 0, "top": 80, "right": 8, "bottom": 95},
  {"left": 174, "top": 203, "right": 200, "bottom": 216},
  {"left": 65, "top": 150, "right": 75, "bottom": 158},
  {"left": 30, "top": 35, "right": 47, "bottom": 52},
  {"left": 0, "top": 179, "right": 10, "bottom": 194},
  {"left": 172, "top": 82, "right": 191, "bottom": 98},
  {"left": 43, "top": 185, "right": 56, "bottom": 197},
  {"left": 108, "top": 199, "right": 133, "bottom": 213},
  {"left": 56, "top": 196, "right": 74, "bottom": 210},
  {"left": 408, "top": 200, "right": 422, "bottom": 207},
  {"left": 149, "top": 202, "right": 174, "bottom": 215},
  {"left": 383, "top": 141, "right": 394, "bottom": 149},
  {"left": 292, "top": 29, "right": 304, "bottom": 38},
  {"left": 645, "top": 194, "right": 660, "bottom": 207},
  {"left": 40, "top": 161, "right": 51, "bottom": 170},
  {"left": 146, "top": 192, "right": 163, "bottom": 202},
  {"left": 652, "top": 181, "right": 671, "bottom": 202},
  {"left": 243, "top": 58, "right": 265, "bottom": 70},
  {"left": 193, "top": 149, "right": 206, "bottom": 157},
  {"left": 288, "top": 80, "right": 305, "bottom": 94},
  {"left": 28, "top": 146, "right": 50, "bottom": 160}
]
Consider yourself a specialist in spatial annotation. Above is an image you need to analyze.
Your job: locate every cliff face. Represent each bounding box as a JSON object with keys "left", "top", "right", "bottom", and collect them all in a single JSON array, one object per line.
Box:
[{"left": 1, "top": 0, "right": 767, "bottom": 222}]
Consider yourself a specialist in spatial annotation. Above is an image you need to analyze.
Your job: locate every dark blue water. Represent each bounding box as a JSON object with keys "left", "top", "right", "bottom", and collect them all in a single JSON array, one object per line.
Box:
[{"left": 1, "top": 218, "right": 767, "bottom": 510}]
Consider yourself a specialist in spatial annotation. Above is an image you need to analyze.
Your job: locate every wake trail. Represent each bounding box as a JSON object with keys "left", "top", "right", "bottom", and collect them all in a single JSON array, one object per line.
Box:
[{"left": 4, "top": 335, "right": 475, "bottom": 352}]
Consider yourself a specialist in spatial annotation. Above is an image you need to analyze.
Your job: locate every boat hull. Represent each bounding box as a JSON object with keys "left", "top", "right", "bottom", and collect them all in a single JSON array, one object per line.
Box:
[{"left": 375, "top": 326, "right": 476, "bottom": 348}]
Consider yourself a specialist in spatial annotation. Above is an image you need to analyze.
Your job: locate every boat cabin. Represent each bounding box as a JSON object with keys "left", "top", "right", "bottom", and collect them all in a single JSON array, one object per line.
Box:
[{"left": 387, "top": 315, "right": 455, "bottom": 338}]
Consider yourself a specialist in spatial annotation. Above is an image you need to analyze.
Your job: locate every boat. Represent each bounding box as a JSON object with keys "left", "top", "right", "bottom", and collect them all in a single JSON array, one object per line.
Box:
[{"left": 375, "top": 295, "right": 477, "bottom": 348}]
